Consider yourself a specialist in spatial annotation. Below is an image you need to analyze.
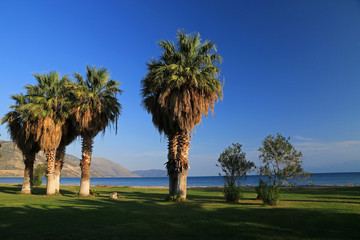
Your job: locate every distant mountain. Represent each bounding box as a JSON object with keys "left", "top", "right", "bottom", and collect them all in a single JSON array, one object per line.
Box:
[
  {"left": 0, "top": 140, "right": 139, "bottom": 178},
  {"left": 91, "top": 157, "right": 139, "bottom": 177},
  {"left": 133, "top": 169, "right": 167, "bottom": 177}
]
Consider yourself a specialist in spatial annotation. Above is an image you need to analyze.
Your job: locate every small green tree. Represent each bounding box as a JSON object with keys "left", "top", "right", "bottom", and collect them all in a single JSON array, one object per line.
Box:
[
  {"left": 257, "top": 133, "right": 310, "bottom": 205},
  {"left": 33, "top": 163, "right": 47, "bottom": 186},
  {"left": 217, "top": 143, "right": 255, "bottom": 202}
]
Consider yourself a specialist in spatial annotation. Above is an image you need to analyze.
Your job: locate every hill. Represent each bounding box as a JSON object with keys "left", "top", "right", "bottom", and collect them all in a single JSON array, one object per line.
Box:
[
  {"left": 91, "top": 157, "right": 139, "bottom": 177},
  {"left": 133, "top": 169, "right": 167, "bottom": 177},
  {"left": 0, "top": 141, "right": 139, "bottom": 178}
]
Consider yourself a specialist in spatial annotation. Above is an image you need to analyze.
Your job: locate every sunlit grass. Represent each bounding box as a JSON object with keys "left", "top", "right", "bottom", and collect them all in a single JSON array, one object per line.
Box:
[{"left": 0, "top": 184, "right": 359, "bottom": 239}]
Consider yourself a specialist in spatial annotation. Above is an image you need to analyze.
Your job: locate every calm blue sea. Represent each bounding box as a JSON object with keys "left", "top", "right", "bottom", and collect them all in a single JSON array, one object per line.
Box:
[{"left": 1, "top": 172, "right": 360, "bottom": 187}]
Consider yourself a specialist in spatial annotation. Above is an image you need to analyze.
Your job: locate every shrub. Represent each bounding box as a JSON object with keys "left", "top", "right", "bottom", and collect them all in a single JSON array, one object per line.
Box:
[
  {"left": 224, "top": 183, "right": 243, "bottom": 202},
  {"left": 256, "top": 180, "right": 280, "bottom": 205},
  {"left": 33, "top": 174, "right": 42, "bottom": 186},
  {"left": 33, "top": 163, "right": 46, "bottom": 186}
]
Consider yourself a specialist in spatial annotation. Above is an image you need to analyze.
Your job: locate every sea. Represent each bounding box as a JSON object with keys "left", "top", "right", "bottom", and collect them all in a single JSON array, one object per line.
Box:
[{"left": 1, "top": 172, "right": 360, "bottom": 187}]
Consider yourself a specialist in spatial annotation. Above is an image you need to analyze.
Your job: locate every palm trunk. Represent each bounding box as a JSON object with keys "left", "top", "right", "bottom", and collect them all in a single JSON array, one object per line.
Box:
[
  {"left": 45, "top": 149, "right": 56, "bottom": 195},
  {"left": 166, "top": 133, "right": 178, "bottom": 197},
  {"left": 79, "top": 135, "right": 93, "bottom": 197},
  {"left": 174, "top": 131, "right": 190, "bottom": 199},
  {"left": 174, "top": 170, "right": 188, "bottom": 199},
  {"left": 21, "top": 151, "right": 36, "bottom": 194},
  {"left": 54, "top": 141, "right": 66, "bottom": 193}
]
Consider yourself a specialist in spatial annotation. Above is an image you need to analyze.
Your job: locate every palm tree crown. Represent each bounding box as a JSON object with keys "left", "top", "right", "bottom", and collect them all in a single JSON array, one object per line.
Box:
[
  {"left": 72, "top": 65, "right": 122, "bottom": 137},
  {"left": 20, "top": 71, "right": 71, "bottom": 151},
  {"left": 141, "top": 30, "right": 223, "bottom": 135},
  {"left": 1, "top": 93, "right": 40, "bottom": 154}
]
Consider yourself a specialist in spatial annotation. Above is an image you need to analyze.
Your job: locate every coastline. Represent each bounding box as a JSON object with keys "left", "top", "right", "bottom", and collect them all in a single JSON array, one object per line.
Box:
[
  {"left": 1, "top": 183, "right": 359, "bottom": 189},
  {"left": 1, "top": 173, "right": 360, "bottom": 187}
]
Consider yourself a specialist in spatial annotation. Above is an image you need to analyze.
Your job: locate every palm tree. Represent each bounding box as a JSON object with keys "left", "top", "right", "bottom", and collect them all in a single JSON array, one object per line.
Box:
[
  {"left": 141, "top": 30, "right": 223, "bottom": 199},
  {"left": 54, "top": 118, "right": 78, "bottom": 193},
  {"left": 1, "top": 93, "right": 41, "bottom": 194},
  {"left": 21, "top": 72, "right": 71, "bottom": 195},
  {"left": 72, "top": 65, "right": 122, "bottom": 197}
]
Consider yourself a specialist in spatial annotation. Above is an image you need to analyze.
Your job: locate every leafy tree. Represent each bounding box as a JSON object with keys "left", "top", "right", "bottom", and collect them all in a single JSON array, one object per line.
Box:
[
  {"left": 141, "top": 30, "right": 223, "bottom": 199},
  {"left": 217, "top": 143, "right": 255, "bottom": 202},
  {"left": 257, "top": 133, "right": 310, "bottom": 205},
  {"left": 71, "top": 65, "right": 122, "bottom": 197}
]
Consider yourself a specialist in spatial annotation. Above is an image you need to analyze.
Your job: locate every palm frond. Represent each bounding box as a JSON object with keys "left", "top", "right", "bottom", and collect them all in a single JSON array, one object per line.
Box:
[
  {"left": 71, "top": 65, "right": 122, "bottom": 137},
  {"left": 141, "top": 30, "right": 223, "bottom": 135}
]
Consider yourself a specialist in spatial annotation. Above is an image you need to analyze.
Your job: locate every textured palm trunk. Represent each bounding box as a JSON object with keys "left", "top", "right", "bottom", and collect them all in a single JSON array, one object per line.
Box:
[
  {"left": 79, "top": 135, "right": 93, "bottom": 197},
  {"left": 174, "top": 131, "right": 190, "bottom": 199},
  {"left": 45, "top": 149, "right": 56, "bottom": 195},
  {"left": 166, "top": 133, "right": 178, "bottom": 197},
  {"left": 54, "top": 141, "right": 66, "bottom": 193},
  {"left": 174, "top": 170, "right": 188, "bottom": 199},
  {"left": 21, "top": 151, "right": 36, "bottom": 194}
]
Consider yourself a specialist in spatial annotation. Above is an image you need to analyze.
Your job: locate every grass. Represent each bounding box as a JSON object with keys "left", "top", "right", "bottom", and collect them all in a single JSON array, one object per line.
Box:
[{"left": 0, "top": 184, "right": 359, "bottom": 240}]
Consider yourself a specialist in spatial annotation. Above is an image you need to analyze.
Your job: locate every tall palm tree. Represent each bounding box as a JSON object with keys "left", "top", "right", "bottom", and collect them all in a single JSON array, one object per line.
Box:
[
  {"left": 72, "top": 65, "right": 122, "bottom": 197},
  {"left": 1, "top": 93, "right": 41, "bottom": 194},
  {"left": 21, "top": 72, "right": 71, "bottom": 195},
  {"left": 141, "top": 30, "right": 223, "bottom": 199},
  {"left": 54, "top": 118, "right": 78, "bottom": 193}
]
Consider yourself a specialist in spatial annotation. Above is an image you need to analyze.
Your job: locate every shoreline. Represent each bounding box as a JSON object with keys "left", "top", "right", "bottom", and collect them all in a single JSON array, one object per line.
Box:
[{"left": 1, "top": 183, "right": 359, "bottom": 189}]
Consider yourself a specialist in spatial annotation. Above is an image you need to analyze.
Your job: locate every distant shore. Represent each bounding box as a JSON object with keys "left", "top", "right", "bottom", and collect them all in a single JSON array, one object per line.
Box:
[
  {"left": 1, "top": 183, "right": 359, "bottom": 189},
  {"left": 1, "top": 173, "right": 360, "bottom": 187}
]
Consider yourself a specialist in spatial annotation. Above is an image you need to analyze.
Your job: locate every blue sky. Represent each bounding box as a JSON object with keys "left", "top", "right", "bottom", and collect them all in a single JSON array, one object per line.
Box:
[{"left": 0, "top": 0, "right": 359, "bottom": 176}]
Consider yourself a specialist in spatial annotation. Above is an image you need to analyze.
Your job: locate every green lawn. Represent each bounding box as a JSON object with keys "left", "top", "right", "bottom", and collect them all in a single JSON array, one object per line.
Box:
[{"left": 0, "top": 184, "right": 359, "bottom": 240}]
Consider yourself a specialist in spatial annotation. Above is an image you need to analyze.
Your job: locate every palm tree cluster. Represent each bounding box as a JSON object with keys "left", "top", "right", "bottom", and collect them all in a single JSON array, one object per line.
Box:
[
  {"left": 2, "top": 30, "right": 222, "bottom": 200},
  {"left": 1, "top": 66, "right": 122, "bottom": 196}
]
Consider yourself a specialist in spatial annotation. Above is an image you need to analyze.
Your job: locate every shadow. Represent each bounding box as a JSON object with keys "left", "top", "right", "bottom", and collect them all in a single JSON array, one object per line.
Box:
[
  {"left": 0, "top": 185, "right": 78, "bottom": 196},
  {"left": 1, "top": 186, "right": 360, "bottom": 239},
  {"left": 0, "top": 184, "right": 22, "bottom": 194},
  {"left": 1, "top": 195, "right": 359, "bottom": 239}
]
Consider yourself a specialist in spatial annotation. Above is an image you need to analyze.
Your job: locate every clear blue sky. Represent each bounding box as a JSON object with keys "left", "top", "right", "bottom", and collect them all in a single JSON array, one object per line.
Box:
[{"left": 0, "top": 0, "right": 359, "bottom": 176}]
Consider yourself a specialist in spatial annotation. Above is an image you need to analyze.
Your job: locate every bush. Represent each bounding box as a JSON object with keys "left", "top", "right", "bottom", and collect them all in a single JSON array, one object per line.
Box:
[
  {"left": 256, "top": 180, "right": 280, "bottom": 205},
  {"left": 33, "top": 163, "right": 46, "bottom": 186},
  {"left": 224, "top": 183, "right": 243, "bottom": 202},
  {"left": 33, "top": 174, "right": 42, "bottom": 186}
]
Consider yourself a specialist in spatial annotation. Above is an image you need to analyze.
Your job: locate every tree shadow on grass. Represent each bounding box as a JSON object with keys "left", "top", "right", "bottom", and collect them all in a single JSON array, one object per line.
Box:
[
  {"left": 0, "top": 185, "right": 77, "bottom": 196},
  {"left": 1, "top": 186, "right": 360, "bottom": 239},
  {"left": 96, "top": 187, "right": 227, "bottom": 203},
  {"left": 1, "top": 194, "right": 360, "bottom": 240},
  {"left": 0, "top": 184, "right": 22, "bottom": 194}
]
